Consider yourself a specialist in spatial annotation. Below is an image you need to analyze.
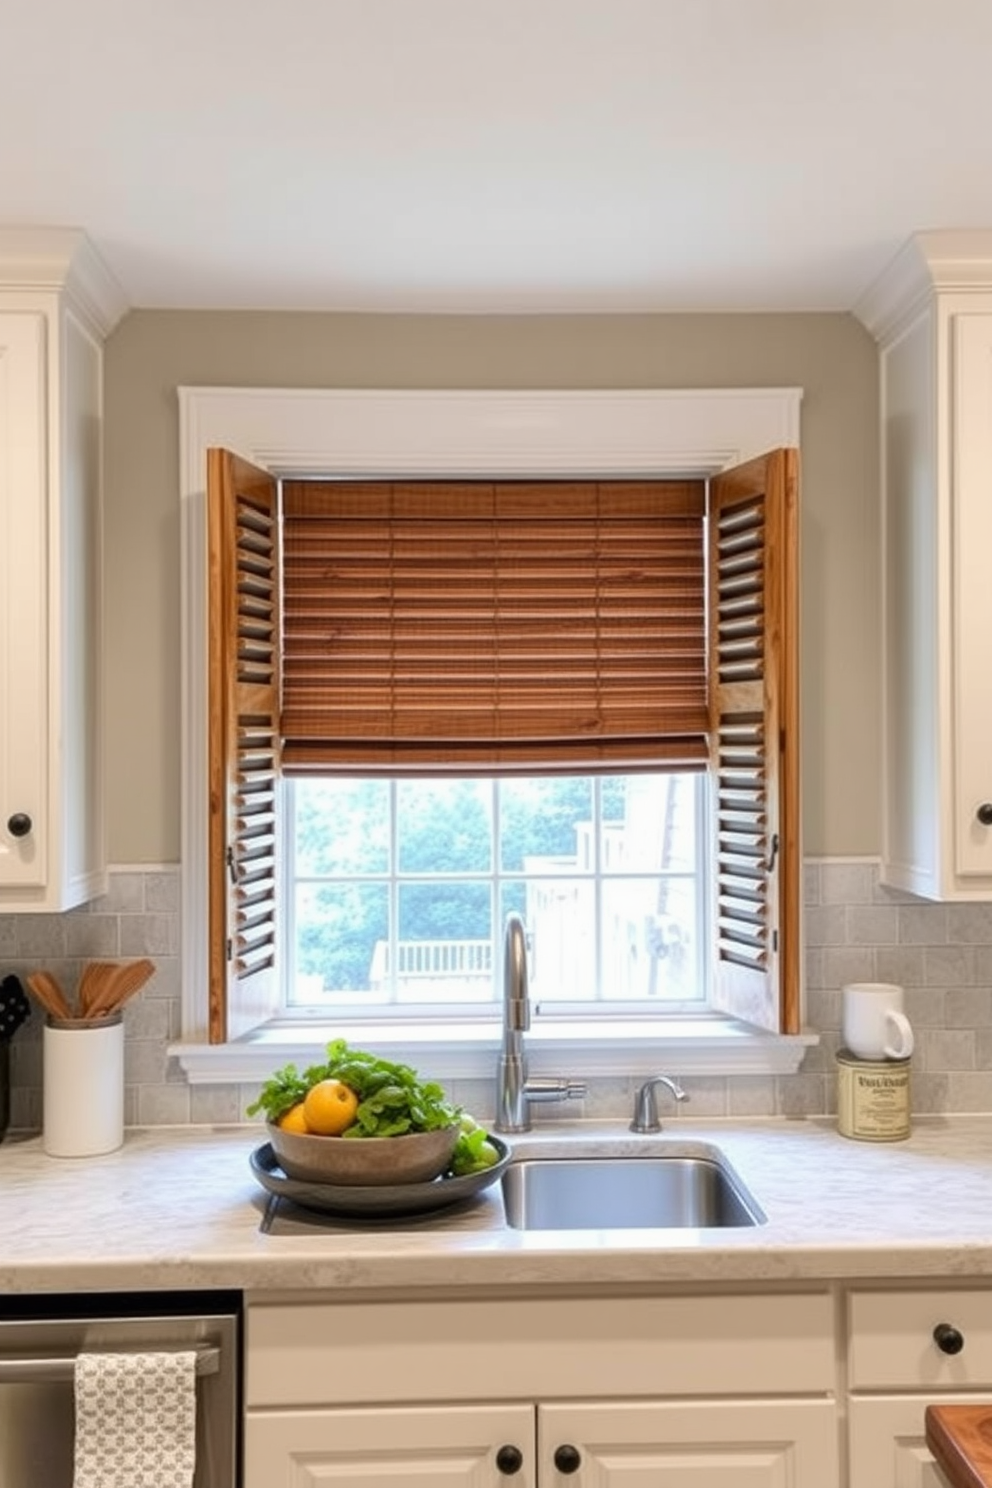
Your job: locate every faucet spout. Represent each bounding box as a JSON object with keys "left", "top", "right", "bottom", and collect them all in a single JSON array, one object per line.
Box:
[
  {"left": 496, "top": 912, "right": 530, "bottom": 1133},
  {"left": 494, "top": 912, "right": 586, "bottom": 1134},
  {"left": 502, "top": 912, "right": 530, "bottom": 1053}
]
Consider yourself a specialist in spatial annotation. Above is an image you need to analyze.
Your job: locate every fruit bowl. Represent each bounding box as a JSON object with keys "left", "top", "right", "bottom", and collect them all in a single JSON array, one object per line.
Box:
[{"left": 267, "top": 1121, "right": 460, "bottom": 1186}]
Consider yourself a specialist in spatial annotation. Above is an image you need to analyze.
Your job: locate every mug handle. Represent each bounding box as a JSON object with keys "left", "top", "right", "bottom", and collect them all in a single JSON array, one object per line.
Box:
[{"left": 883, "top": 1009, "right": 914, "bottom": 1060}]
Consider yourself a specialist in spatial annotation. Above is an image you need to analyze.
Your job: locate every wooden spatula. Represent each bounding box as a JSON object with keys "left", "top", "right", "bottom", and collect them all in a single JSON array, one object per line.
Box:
[
  {"left": 85, "top": 958, "right": 155, "bottom": 1019},
  {"left": 105, "top": 957, "right": 155, "bottom": 1013}
]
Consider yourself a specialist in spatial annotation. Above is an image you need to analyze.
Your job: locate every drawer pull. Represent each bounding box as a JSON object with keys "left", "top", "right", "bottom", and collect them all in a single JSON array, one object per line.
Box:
[
  {"left": 495, "top": 1445, "right": 523, "bottom": 1475},
  {"left": 933, "top": 1323, "right": 965, "bottom": 1355}
]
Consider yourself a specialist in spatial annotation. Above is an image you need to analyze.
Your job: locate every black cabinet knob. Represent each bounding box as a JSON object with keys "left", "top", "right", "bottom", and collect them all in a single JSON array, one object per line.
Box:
[
  {"left": 495, "top": 1444, "right": 523, "bottom": 1475},
  {"left": 977, "top": 803, "right": 992, "bottom": 827},
  {"left": 933, "top": 1322, "right": 965, "bottom": 1355},
  {"left": 6, "top": 813, "right": 32, "bottom": 839},
  {"left": 554, "top": 1444, "right": 582, "bottom": 1474}
]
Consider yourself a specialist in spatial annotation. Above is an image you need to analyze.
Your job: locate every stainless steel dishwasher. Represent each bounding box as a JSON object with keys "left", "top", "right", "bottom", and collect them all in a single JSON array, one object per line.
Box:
[{"left": 0, "top": 1289, "right": 240, "bottom": 1486}]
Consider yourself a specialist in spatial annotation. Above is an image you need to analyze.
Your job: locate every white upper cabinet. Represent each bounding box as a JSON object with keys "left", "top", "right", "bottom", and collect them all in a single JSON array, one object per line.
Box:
[
  {"left": 857, "top": 231, "right": 992, "bottom": 900},
  {"left": 0, "top": 229, "right": 127, "bottom": 911}
]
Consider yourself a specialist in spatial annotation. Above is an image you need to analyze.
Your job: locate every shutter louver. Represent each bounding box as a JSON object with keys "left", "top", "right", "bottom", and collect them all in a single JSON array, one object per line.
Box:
[
  {"left": 207, "top": 450, "right": 281, "bottom": 1042},
  {"left": 710, "top": 451, "right": 800, "bottom": 1035}
]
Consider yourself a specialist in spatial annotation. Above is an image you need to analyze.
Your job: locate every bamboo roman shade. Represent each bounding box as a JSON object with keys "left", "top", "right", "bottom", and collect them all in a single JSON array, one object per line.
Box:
[{"left": 280, "top": 479, "right": 709, "bottom": 773}]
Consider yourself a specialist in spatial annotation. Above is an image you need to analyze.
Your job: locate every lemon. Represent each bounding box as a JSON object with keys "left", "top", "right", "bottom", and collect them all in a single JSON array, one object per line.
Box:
[
  {"left": 303, "top": 1079, "right": 360, "bottom": 1136},
  {"left": 277, "top": 1102, "right": 310, "bottom": 1133}
]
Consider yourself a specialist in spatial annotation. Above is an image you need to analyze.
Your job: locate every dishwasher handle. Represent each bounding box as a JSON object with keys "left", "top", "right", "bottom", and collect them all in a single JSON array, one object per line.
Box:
[{"left": 0, "top": 1344, "right": 220, "bottom": 1383}]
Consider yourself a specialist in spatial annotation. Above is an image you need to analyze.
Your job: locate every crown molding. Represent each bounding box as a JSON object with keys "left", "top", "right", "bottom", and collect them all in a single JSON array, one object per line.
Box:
[
  {"left": 0, "top": 226, "right": 129, "bottom": 336},
  {"left": 855, "top": 230, "right": 992, "bottom": 344}
]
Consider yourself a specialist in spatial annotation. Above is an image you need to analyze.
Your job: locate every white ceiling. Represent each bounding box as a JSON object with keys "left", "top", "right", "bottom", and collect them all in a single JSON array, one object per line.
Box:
[{"left": 5, "top": 0, "right": 992, "bottom": 315}]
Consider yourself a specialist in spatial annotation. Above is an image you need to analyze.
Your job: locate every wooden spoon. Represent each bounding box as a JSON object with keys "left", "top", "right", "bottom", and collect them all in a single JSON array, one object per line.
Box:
[
  {"left": 78, "top": 961, "right": 119, "bottom": 1017},
  {"left": 25, "top": 971, "right": 74, "bottom": 1022}
]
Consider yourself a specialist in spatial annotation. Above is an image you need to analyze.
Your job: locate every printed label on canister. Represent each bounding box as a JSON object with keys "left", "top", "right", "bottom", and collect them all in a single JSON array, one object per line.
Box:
[{"left": 836, "top": 1048, "right": 911, "bottom": 1142}]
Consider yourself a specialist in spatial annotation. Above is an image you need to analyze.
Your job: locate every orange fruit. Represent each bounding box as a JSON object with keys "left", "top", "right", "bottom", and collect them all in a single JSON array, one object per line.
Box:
[
  {"left": 303, "top": 1079, "right": 360, "bottom": 1136},
  {"left": 278, "top": 1102, "right": 310, "bottom": 1133}
]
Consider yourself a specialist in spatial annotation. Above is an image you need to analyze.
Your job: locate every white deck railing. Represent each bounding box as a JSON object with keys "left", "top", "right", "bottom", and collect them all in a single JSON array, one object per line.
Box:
[{"left": 369, "top": 938, "right": 493, "bottom": 991}]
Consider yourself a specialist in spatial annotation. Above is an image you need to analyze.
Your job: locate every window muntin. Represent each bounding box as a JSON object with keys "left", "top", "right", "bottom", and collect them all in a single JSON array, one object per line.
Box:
[{"left": 288, "top": 772, "right": 705, "bottom": 1015}]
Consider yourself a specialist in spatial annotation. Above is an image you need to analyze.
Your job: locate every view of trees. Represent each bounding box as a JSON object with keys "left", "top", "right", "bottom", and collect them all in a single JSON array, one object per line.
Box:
[{"left": 290, "top": 774, "right": 695, "bottom": 1004}]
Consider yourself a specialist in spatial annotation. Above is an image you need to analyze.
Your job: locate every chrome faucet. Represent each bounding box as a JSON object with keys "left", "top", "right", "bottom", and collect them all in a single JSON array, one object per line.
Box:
[
  {"left": 494, "top": 912, "right": 587, "bottom": 1134},
  {"left": 630, "top": 1075, "right": 688, "bottom": 1133}
]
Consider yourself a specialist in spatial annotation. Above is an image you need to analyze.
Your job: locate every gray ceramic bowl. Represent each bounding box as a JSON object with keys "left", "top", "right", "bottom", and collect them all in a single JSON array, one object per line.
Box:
[{"left": 267, "top": 1121, "right": 459, "bottom": 1186}]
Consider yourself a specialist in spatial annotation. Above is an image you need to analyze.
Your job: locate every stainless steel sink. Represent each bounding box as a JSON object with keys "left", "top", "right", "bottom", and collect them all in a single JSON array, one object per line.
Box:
[{"left": 501, "top": 1154, "right": 765, "bottom": 1231}]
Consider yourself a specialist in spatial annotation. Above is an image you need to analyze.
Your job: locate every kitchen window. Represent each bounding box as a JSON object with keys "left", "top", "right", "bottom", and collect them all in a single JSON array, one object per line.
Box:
[{"left": 204, "top": 449, "right": 800, "bottom": 1049}]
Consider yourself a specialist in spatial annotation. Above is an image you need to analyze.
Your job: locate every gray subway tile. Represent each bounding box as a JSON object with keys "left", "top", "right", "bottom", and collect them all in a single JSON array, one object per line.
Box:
[
  {"left": 925, "top": 945, "right": 978, "bottom": 987},
  {"left": 947, "top": 903, "right": 992, "bottom": 945},
  {"left": 898, "top": 904, "right": 949, "bottom": 945},
  {"left": 820, "top": 861, "right": 875, "bottom": 906},
  {"left": 822, "top": 946, "right": 877, "bottom": 990},
  {"left": 847, "top": 905, "right": 900, "bottom": 947},
  {"left": 804, "top": 904, "right": 848, "bottom": 948}
]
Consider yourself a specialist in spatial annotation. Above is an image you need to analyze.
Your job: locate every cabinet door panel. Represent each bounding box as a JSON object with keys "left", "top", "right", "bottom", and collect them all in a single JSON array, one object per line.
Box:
[
  {"left": 0, "top": 310, "right": 48, "bottom": 891},
  {"left": 848, "top": 1395, "right": 983, "bottom": 1488},
  {"left": 244, "top": 1403, "right": 535, "bottom": 1488},
  {"left": 952, "top": 313, "right": 992, "bottom": 879},
  {"left": 539, "top": 1399, "right": 838, "bottom": 1488}
]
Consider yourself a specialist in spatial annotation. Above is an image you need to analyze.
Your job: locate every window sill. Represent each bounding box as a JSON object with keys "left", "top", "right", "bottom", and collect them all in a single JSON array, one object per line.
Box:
[{"left": 170, "top": 1017, "right": 818, "bottom": 1085}]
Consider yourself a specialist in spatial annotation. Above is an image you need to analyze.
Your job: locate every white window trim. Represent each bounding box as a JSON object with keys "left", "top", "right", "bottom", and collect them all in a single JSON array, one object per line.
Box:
[{"left": 173, "top": 385, "right": 814, "bottom": 1085}]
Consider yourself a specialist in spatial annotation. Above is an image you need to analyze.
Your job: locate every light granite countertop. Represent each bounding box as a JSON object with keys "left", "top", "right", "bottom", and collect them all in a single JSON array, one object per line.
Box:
[{"left": 3, "top": 1115, "right": 992, "bottom": 1295}]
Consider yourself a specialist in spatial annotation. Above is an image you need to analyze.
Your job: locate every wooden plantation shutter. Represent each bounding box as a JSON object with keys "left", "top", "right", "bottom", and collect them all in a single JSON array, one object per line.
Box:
[
  {"left": 709, "top": 449, "right": 800, "bottom": 1035},
  {"left": 280, "top": 479, "right": 708, "bottom": 773},
  {"left": 207, "top": 450, "right": 281, "bottom": 1041}
]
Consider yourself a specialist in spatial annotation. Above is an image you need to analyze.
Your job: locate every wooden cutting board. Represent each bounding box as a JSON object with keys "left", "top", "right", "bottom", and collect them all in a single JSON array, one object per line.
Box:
[{"left": 926, "top": 1405, "right": 992, "bottom": 1488}]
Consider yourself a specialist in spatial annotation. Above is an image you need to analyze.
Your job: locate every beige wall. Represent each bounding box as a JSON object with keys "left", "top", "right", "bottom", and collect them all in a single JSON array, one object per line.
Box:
[{"left": 103, "top": 310, "right": 879, "bottom": 865}]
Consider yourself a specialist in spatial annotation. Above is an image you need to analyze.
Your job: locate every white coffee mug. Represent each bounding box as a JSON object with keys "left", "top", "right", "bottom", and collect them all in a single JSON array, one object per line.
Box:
[{"left": 842, "top": 982, "right": 914, "bottom": 1061}]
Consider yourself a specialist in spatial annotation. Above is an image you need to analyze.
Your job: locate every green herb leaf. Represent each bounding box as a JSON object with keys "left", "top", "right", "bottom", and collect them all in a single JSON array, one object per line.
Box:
[{"left": 246, "top": 1040, "right": 461, "bottom": 1137}]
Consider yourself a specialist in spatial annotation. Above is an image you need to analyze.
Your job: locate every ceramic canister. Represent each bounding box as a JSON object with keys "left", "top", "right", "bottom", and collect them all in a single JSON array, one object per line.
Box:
[
  {"left": 43, "top": 1012, "right": 124, "bottom": 1157},
  {"left": 836, "top": 1047, "right": 911, "bottom": 1143}
]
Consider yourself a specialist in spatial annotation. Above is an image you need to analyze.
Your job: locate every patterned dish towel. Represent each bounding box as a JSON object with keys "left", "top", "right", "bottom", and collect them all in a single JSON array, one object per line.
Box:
[{"left": 74, "top": 1351, "right": 197, "bottom": 1488}]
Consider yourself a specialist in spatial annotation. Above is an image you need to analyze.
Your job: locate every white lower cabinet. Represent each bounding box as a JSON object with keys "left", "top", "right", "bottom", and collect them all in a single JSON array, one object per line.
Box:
[
  {"left": 245, "top": 1398, "right": 836, "bottom": 1488},
  {"left": 848, "top": 1395, "right": 979, "bottom": 1488},
  {"left": 539, "top": 1399, "right": 837, "bottom": 1487},
  {"left": 245, "top": 1403, "right": 536, "bottom": 1487},
  {"left": 847, "top": 1287, "right": 992, "bottom": 1488},
  {"left": 244, "top": 1292, "right": 839, "bottom": 1488}
]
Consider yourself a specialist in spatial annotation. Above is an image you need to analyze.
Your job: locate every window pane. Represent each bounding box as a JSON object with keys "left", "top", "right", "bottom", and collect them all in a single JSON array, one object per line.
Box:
[
  {"left": 601, "top": 776, "right": 698, "bottom": 874},
  {"left": 293, "top": 881, "right": 388, "bottom": 1003},
  {"left": 507, "top": 879, "right": 597, "bottom": 1002},
  {"left": 288, "top": 771, "right": 706, "bottom": 1015},
  {"left": 499, "top": 777, "right": 595, "bottom": 873},
  {"left": 395, "top": 882, "right": 493, "bottom": 1004},
  {"left": 396, "top": 779, "right": 492, "bottom": 874},
  {"left": 295, "top": 779, "right": 389, "bottom": 876},
  {"left": 600, "top": 876, "right": 699, "bottom": 1000}
]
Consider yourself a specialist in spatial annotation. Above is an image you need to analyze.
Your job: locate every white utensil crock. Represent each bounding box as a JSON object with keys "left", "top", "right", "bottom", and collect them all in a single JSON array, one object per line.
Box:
[{"left": 43, "top": 1012, "right": 124, "bottom": 1157}]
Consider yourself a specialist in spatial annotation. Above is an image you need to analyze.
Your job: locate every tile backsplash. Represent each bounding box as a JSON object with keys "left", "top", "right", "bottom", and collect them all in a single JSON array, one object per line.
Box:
[{"left": 2, "top": 859, "right": 992, "bottom": 1133}]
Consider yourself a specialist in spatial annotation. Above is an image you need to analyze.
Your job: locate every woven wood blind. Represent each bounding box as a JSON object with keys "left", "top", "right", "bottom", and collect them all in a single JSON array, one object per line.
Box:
[{"left": 280, "top": 479, "right": 708, "bottom": 773}]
